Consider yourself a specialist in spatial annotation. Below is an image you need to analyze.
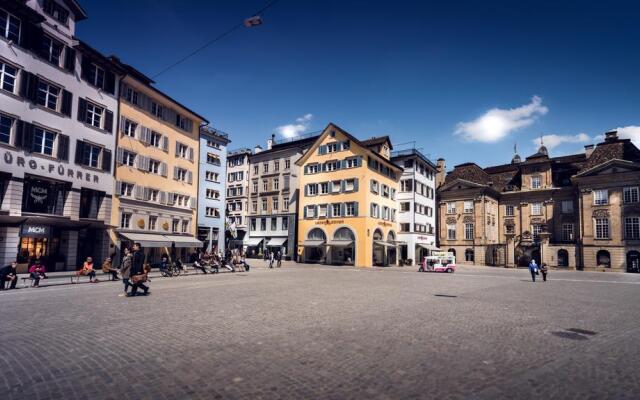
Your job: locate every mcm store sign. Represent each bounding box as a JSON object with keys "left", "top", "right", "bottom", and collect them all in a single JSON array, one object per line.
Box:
[
  {"left": 3, "top": 151, "right": 101, "bottom": 184},
  {"left": 20, "top": 224, "right": 50, "bottom": 238}
]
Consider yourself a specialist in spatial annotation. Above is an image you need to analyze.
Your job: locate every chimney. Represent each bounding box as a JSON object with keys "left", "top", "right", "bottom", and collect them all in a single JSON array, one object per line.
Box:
[
  {"left": 604, "top": 130, "right": 618, "bottom": 142},
  {"left": 435, "top": 158, "right": 447, "bottom": 188},
  {"left": 584, "top": 144, "right": 595, "bottom": 158},
  {"left": 254, "top": 145, "right": 262, "bottom": 154},
  {"left": 267, "top": 133, "right": 275, "bottom": 150}
]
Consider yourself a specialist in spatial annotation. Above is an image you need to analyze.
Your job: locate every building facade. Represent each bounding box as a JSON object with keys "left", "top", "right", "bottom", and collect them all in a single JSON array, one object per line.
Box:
[
  {"left": 391, "top": 149, "right": 438, "bottom": 265},
  {"left": 0, "top": 0, "right": 121, "bottom": 272},
  {"left": 197, "top": 125, "right": 229, "bottom": 253},
  {"left": 109, "top": 60, "right": 207, "bottom": 265},
  {"left": 245, "top": 134, "right": 317, "bottom": 259},
  {"left": 297, "top": 124, "right": 402, "bottom": 267},
  {"left": 437, "top": 130, "right": 640, "bottom": 273},
  {"left": 226, "top": 147, "right": 251, "bottom": 249}
]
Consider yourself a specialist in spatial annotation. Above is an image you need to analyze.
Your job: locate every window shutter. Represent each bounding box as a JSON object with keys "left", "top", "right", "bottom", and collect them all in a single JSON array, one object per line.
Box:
[
  {"left": 175, "top": 141, "right": 180, "bottom": 156},
  {"left": 188, "top": 147, "right": 194, "bottom": 162},
  {"left": 173, "top": 166, "right": 178, "bottom": 180},
  {"left": 80, "top": 55, "right": 91, "bottom": 82},
  {"left": 159, "top": 191, "right": 167, "bottom": 205},
  {"left": 57, "top": 134, "right": 69, "bottom": 161},
  {"left": 327, "top": 204, "right": 332, "bottom": 218},
  {"left": 370, "top": 203, "right": 375, "bottom": 217},
  {"left": 162, "top": 136, "right": 169, "bottom": 151},
  {"left": 318, "top": 145, "right": 326, "bottom": 155},
  {"left": 23, "top": 24, "right": 44, "bottom": 54},
  {"left": 354, "top": 202, "right": 358, "bottom": 217},
  {"left": 77, "top": 98, "right": 87, "bottom": 122},
  {"left": 354, "top": 178, "right": 359, "bottom": 192},
  {"left": 14, "top": 120, "right": 24, "bottom": 149},
  {"left": 143, "top": 187, "right": 150, "bottom": 201},
  {"left": 105, "top": 71, "right": 116, "bottom": 94},
  {"left": 341, "top": 203, "right": 346, "bottom": 216},
  {"left": 160, "top": 162, "right": 167, "bottom": 177},
  {"left": 341, "top": 180, "right": 346, "bottom": 192},
  {"left": 74, "top": 140, "right": 84, "bottom": 164},
  {"left": 187, "top": 171, "right": 193, "bottom": 184},
  {"left": 303, "top": 206, "right": 307, "bottom": 219},
  {"left": 104, "top": 110, "right": 114, "bottom": 133},
  {"left": 19, "top": 72, "right": 39, "bottom": 103},
  {"left": 321, "top": 163, "right": 327, "bottom": 172},
  {"left": 61, "top": 90, "right": 72, "bottom": 117},
  {"left": 119, "top": 116, "right": 126, "bottom": 134},
  {"left": 116, "top": 147, "right": 124, "bottom": 164},
  {"left": 64, "top": 47, "right": 75, "bottom": 72},
  {"left": 20, "top": 121, "right": 34, "bottom": 152},
  {"left": 115, "top": 181, "right": 122, "bottom": 196},
  {"left": 102, "top": 149, "right": 111, "bottom": 172},
  {"left": 304, "top": 184, "right": 308, "bottom": 196},
  {"left": 134, "top": 185, "right": 144, "bottom": 200},
  {"left": 136, "top": 155, "right": 146, "bottom": 171},
  {"left": 303, "top": 165, "right": 308, "bottom": 174},
  {"left": 167, "top": 192, "right": 175, "bottom": 205},
  {"left": 189, "top": 197, "right": 196, "bottom": 209}
]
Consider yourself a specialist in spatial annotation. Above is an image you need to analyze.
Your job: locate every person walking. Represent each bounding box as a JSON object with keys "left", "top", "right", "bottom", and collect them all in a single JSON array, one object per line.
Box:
[
  {"left": 528, "top": 259, "right": 538, "bottom": 282},
  {"left": 540, "top": 262, "right": 548, "bottom": 282},
  {"left": 0, "top": 261, "right": 18, "bottom": 291},
  {"left": 129, "top": 243, "right": 149, "bottom": 296},
  {"left": 120, "top": 248, "right": 133, "bottom": 294},
  {"left": 276, "top": 251, "right": 282, "bottom": 268},
  {"left": 268, "top": 251, "right": 274, "bottom": 269},
  {"left": 28, "top": 259, "right": 46, "bottom": 287}
]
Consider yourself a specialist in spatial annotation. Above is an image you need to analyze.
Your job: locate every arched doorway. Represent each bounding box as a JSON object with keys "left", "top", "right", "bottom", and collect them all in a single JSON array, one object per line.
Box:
[
  {"left": 304, "top": 228, "right": 326, "bottom": 263},
  {"left": 448, "top": 248, "right": 456, "bottom": 260},
  {"left": 372, "top": 229, "right": 385, "bottom": 266},
  {"left": 557, "top": 249, "right": 569, "bottom": 267},
  {"left": 626, "top": 251, "right": 640, "bottom": 273},
  {"left": 596, "top": 250, "right": 611, "bottom": 268},
  {"left": 331, "top": 227, "right": 355, "bottom": 265},
  {"left": 465, "top": 248, "right": 474, "bottom": 263},
  {"left": 531, "top": 249, "right": 541, "bottom": 265},
  {"left": 387, "top": 231, "right": 397, "bottom": 266}
]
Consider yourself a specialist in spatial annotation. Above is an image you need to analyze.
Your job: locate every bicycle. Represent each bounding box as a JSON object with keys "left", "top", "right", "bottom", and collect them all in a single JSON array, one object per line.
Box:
[{"left": 160, "top": 261, "right": 184, "bottom": 277}]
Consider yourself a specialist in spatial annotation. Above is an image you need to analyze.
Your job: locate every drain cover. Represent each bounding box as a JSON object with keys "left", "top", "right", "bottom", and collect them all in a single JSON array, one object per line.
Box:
[
  {"left": 566, "top": 328, "right": 597, "bottom": 336},
  {"left": 434, "top": 294, "right": 458, "bottom": 298},
  {"left": 550, "top": 331, "right": 589, "bottom": 340}
]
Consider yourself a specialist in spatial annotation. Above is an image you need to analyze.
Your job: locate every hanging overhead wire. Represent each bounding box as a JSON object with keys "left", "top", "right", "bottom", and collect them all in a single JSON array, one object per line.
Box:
[{"left": 152, "top": 0, "right": 281, "bottom": 79}]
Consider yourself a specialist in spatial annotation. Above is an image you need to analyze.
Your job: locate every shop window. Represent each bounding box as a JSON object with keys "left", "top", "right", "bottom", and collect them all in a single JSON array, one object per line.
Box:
[
  {"left": 22, "top": 176, "right": 67, "bottom": 215},
  {"left": 79, "top": 189, "right": 104, "bottom": 219}
]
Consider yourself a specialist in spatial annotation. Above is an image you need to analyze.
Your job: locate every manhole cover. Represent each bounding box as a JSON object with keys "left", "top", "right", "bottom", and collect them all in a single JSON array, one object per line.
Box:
[
  {"left": 434, "top": 294, "right": 457, "bottom": 298},
  {"left": 566, "top": 328, "right": 597, "bottom": 336},
  {"left": 550, "top": 331, "right": 589, "bottom": 340}
]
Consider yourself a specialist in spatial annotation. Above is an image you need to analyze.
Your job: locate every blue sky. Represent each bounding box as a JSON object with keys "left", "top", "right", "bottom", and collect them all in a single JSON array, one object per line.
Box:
[{"left": 76, "top": 0, "right": 640, "bottom": 169}]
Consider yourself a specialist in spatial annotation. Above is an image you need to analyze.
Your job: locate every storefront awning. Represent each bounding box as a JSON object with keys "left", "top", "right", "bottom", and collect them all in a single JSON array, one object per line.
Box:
[
  {"left": 374, "top": 240, "right": 395, "bottom": 248},
  {"left": 393, "top": 240, "right": 408, "bottom": 246},
  {"left": 164, "top": 235, "right": 203, "bottom": 248},
  {"left": 327, "top": 239, "right": 354, "bottom": 247},
  {"left": 120, "top": 232, "right": 172, "bottom": 247},
  {"left": 243, "top": 237, "right": 264, "bottom": 246},
  {"left": 303, "top": 239, "right": 326, "bottom": 247},
  {"left": 417, "top": 243, "right": 440, "bottom": 251},
  {"left": 266, "top": 237, "right": 287, "bottom": 247}
]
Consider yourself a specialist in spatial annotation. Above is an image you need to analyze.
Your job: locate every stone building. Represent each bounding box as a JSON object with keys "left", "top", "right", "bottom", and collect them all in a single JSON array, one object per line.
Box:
[
  {"left": 225, "top": 147, "right": 251, "bottom": 249},
  {"left": 437, "top": 130, "right": 640, "bottom": 273}
]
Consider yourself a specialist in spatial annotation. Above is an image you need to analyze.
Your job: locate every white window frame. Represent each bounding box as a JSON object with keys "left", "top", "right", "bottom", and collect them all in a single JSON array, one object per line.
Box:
[
  {"left": 37, "top": 80, "right": 60, "bottom": 111},
  {"left": 0, "top": 113, "right": 15, "bottom": 145},
  {"left": 624, "top": 187, "right": 639, "bottom": 204},
  {"left": 120, "top": 212, "right": 131, "bottom": 229},
  {"left": 463, "top": 201, "right": 473, "bottom": 213},
  {"left": 447, "top": 224, "right": 456, "bottom": 240},
  {"left": 593, "top": 189, "right": 608, "bottom": 206},
  {"left": 594, "top": 218, "right": 609, "bottom": 239},
  {"left": 0, "top": 60, "right": 18, "bottom": 94},
  {"left": 0, "top": 9, "right": 21, "bottom": 42},
  {"left": 506, "top": 205, "right": 514, "bottom": 216},
  {"left": 32, "top": 127, "right": 56, "bottom": 156},
  {"left": 464, "top": 223, "right": 474, "bottom": 240},
  {"left": 625, "top": 217, "right": 640, "bottom": 239},
  {"left": 86, "top": 102, "right": 104, "bottom": 129},
  {"left": 531, "top": 176, "right": 541, "bottom": 189},
  {"left": 82, "top": 143, "right": 101, "bottom": 168},
  {"left": 531, "top": 202, "right": 543, "bottom": 216},
  {"left": 447, "top": 202, "right": 456, "bottom": 214}
]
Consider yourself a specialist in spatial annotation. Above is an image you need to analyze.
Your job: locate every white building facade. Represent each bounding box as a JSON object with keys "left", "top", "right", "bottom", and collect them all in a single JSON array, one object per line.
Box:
[
  {"left": 226, "top": 148, "right": 251, "bottom": 249},
  {"left": 391, "top": 149, "right": 438, "bottom": 265},
  {"left": 0, "top": 0, "right": 120, "bottom": 271}
]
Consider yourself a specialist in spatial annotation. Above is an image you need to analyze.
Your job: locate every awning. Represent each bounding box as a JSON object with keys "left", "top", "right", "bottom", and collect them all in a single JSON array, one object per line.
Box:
[
  {"left": 374, "top": 240, "right": 395, "bottom": 248},
  {"left": 327, "top": 239, "right": 354, "bottom": 247},
  {"left": 243, "top": 237, "right": 264, "bottom": 246},
  {"left": 119, "top": 232, "right": 172, "bottom": 247},
  {"left": 393, "top": 240, "right": 408, "bottom": 246},
  {"left": 164, "top": 235, "right": 203, "bottom": 248},
  {"left": 417, "top": 243, "right": 440, "bottom": 251},
  {"left": 266, "top": 237, "right": 287, "bottom": 247},
  {"left": 303, "top": 239, "right": 326, "bottom": 247}
]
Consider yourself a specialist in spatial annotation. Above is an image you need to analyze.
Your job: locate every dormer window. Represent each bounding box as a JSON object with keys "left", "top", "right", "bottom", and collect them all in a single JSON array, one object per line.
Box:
[
  {"left": 531, "top": 176, "right": 541, "bottom": 189},
  {"left": 43, "top": 1, "right": 69, "bottom": 25}
]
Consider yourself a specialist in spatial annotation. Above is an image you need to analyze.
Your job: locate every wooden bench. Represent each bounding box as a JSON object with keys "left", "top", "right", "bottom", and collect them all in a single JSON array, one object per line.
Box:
[{"left": 20, "top": 276, "right": 35, "bottom": 288}]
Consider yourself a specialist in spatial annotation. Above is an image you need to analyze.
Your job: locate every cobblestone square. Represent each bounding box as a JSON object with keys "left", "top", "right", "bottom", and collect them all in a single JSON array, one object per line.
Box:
[{"left": 2, "top": 264, "right": 639, "bottom": 399}]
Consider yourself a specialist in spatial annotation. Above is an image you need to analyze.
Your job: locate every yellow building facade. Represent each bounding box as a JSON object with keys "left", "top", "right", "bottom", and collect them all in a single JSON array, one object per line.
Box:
[
  {"left": 296, "top": 124, "right": 402, "bottom": 267},
  {"left": 109, "top": 62, "right": 207, "bottom": 264}
]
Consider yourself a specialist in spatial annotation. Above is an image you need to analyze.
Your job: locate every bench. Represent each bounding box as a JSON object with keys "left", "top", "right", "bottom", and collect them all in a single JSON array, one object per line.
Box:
[
  {"left": 20, "top": 276, "right": 35, "bottom": 288},
  {"left": 71, "top": 272, "right": 95, "bottom": 284}
]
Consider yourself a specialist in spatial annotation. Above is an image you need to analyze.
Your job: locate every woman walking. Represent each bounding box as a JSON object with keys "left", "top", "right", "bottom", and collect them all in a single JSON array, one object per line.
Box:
[
  {"left": 120, "top": 248, "right": 132, "bottom": 294},
  {"left": 540, "top": 262, "right": 548, "bottom": 282}
]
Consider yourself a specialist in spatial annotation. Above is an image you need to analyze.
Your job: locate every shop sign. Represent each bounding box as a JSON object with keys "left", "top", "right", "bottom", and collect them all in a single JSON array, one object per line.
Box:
[
  {"left": 377, "top": 221, "right": 393, "bottom": 227},
  {"left": 2, "top": 151, "right": 100, "bottom": 183},
  {"left": 315, "top": 219, "right": 344, "bottom": 225},
  {"left": 20, "top": 224, "right": 50, "bottom": 238}
]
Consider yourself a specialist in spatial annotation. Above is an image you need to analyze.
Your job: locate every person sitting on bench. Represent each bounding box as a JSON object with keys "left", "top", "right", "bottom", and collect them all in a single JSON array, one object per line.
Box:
[
  {"left": 28, "top": 259, "right": 46, "bottom": 287},
  {"left": 0, "top": 261, "right": 18, "bottom": 290},
  {"left": 101, "top": 257, "right": 118, "bottom": 281},
  {"left": 78, "top": 257, "right": 98, "bottom": 283}
]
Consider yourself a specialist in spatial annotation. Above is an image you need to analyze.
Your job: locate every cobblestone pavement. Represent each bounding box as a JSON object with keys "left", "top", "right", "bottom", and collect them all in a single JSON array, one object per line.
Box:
[{"left": 1, "top": 264, "right": 639, "bottom": 399}]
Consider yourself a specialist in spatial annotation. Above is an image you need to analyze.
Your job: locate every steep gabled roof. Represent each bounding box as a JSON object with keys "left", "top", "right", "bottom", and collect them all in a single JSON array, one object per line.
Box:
[
  {"left": 580, "top": 138, "right": 640, "bottom": 172},
  {"left": 445, "top": 163, "right": 491, "bottom": 185},
  {"left": 361, "top": 136, "right": 393, "bottom": 150}
]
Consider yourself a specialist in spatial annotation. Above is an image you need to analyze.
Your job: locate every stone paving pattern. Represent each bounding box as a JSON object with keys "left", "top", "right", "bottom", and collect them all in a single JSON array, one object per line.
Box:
[{"left": 1, "top": 264, "right": 639, "bottom": 399}]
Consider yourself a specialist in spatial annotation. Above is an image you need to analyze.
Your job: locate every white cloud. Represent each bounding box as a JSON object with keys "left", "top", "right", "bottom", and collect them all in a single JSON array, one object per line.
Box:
[
  {"left": 455, "top": 96, "right": 548, "bottom": 143},
  {"left": 532, "top": 133, "right": 590, "bottom": 151},
  {"left": 274, "top": 114, "right": 313, "bottom": 138},
  {"left": 614, "top": 125, "right": 640, "bottom": 145}
]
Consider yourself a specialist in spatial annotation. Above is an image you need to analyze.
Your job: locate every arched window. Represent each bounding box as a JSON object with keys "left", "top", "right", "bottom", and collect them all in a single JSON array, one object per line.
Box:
[
  {"left": 465, "top": 249, "right": 474, "bottom": 262},
  {"left": 448, "top": 248, "right": 456, "bottom": 258},
  {"left": 627, "top": 251, "right": 640, "bottom": 273},
  {"left": 307, "top": 228, "right": 326, "bottom": 241},
  {"left": 387, "top": 231, "right": 396, "bottom": 242},
  {"left": 557, "top": 249, "right": 569, "bottom": 267},
  {"left": 596, "top": 250, "right": 611, "bottom": 268},
  {"left": 372, "top": 229, "right": 383, "bottom": 240},
  {"left": 334, "top": 227, "right": 355, "bottom": 241}
]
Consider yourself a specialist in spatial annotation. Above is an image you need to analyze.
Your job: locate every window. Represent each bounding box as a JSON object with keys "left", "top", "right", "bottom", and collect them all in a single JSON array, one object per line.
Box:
[
  {"left": 400, "top": 202, "right": 410, "bottom": 212},
  {"left": 120, "top": 213, "right": 131, "bottom": 228},
  {"left": 253, "top": 165, "right": 258, "bottom": 175},
  {"left": 181, "top": 220, "right": 189, "bottom": 233},
  {"left": 285, "top": 159, "right": 290, "bottom": 169},
  {"left": 370, "top": 180, "right": 379, "bottom": 194},
  {"left": 261, "top": 218, "right": 267, "bottom": 230},
  {"left": 0, "top": 9, "right": 21, "bottom": 42},
  {"left": 532, "top": 224, "right": 542, "bottom": 239},
  {"left": 464, "top": 223, "right": 474, "bottom": 240},
  {"left": 562, "top": 224, "right": 574, "bottom": 241},
  {"left": 37, "top": 80, "right": 60, "bottom": 111},
  {"left": 42, "top": 35, "right": 63, "bottom": 66},
  {"left": 148, "top": 159, "right": 160, "bottom": 174},
  {"left": 81, "top": 143, "right": 101, "bottom": 168},
  {"left": 625, "top": 217, "right": 640, "bottom": 239},
  {"left": 206, "top": 189, "right": 219, "bottom": 199},
  {"left": 624, "top": 187, "right": 639, "bottom": 204},
  {"left": 206, "top": 138, "right": 220, "bottom": 149},
  {"left": 121, "top": 150, "right": 135, "bottom": 167},
  {"left": 176, "top": 142, "right": 189, "bottom": 159},
  {"left": 344, "top": 179, "right": 355, "bottom": 192},
  {"left": 331, "top": 181, "right": 341, "bottom": 193},
  {"left": 274, "top": 160, "right": 279, "bottom": 171},
  {"left": 271, "top": 217, "right": 277, "bottom": 230},
  {"left": 119, "top": 182, "right": 134, "bottom": 197},
  {"left": 306, "top": 205, "right": 316, "bottom": 218},
  {"left": 252, "top": 200, "right": 257, "bottom": 212},
  {"left": 263, "top": 162, "right": 269, "bottom": 173},
  {"left": 205, "top": 171, "right": 218, "bottom": 182},
  {"left": 382, "top": 184, "right": 389, "bottom": 198},
  {"left": 124, "top": 87, "right": 138, "bottom": 104},
  {"left": 561, "top": 200, "right": 573, "bottom": 214},
  {"left": 250, "top": 218, "right": 256, "bottom": 231},
  {"left": 32, "top": 127, "right": 56, "bottom": 156},
  {"left": 206, "top": 153, "right": 220, "bottom": 165},
  {"left": 148, "top": 189, "right": 159, "bottom": 202},
  {"left": 148, "top": 216, "right": 157, "bottom": 231},
  {"left": 593, "top": 189, "right": 608, "bottom": 205},
  {"left": 344, "top": 157, "right": 358, "bottom": 168},
  {"left": 0, "top": 61, "right": 17, "bottom": 93},
  {"left": 370, "top": 203, "right": 380, "bottom": 218},
  {"left": 595, "top": 218, "right": 609, "bottom": 239},
  {"left": 123, "top": 119, "right": 137, "bottom": 137},
  {"left": 463, "top": 201, "right": 473, "bottom": 213},
  {"left": 332, "top": 203, "right": 341, "bottom": 217},
  {"left": 318, "top": 204, "right": 328, "bottom": 218},
  {"left": 282, "top": 217, "right": 289, "bottom": 230},
  {"left": 400, "top": 223, "right": 410, "bottom": 232},
  {"left": 85, "top": 102, "right": 104, "bottom": 128},
  {"left": 531, "top": 202, "right": 543, "bottom": 216},
  {"left": 0, "top": 113, "right": 14, "bottom": 144},
  {"left": 261, "top": 198, "right": 267, "bottom": 211},
  {"left": 283, "top": 197, "right": 289, "bottom": 211},
  {"left": 151, "top": 102, "right": 164, "bottom": 118},
  {"left": 263, "top": 179, "right": 269, "bottom": 191},
  {"left": 531, "top": 176, "right": 541, "bottom": 189},
  {"left": 308, "top": 164, "right": 321, "bottom": 174},
  {"left": 320, "top": 182, "right": 329, "bottom": 194},
  {"left": 308, "top": 184, "right": 318, "bottom": 196},
  {"left": 88, "top": 64, "right": 105, "bottom": 88},
  {"left": 506, "top": 205, "right": 514, "bottom": 216},
  {"left": 447, "top": 224, "right": 456, "bottom": 240},
  {"left": 345, "top": 202, "right": 356, "bottom": 216},
  {"left": 401, "top": 179, "right": 413, "bottom": 192},
  {"left": 272, "top": 197, "right": 279, "bottom": 211},
  {"left": 172, "top": 219, "right": 179, "bottom": 233},
  {"left": 43, "top": 1, "right": 69, "bottom": 24},
  {"left": 447, "top": 202, "right": 456, "bottom": 214},
  {"left": 150, "top": 131, "right": 161, "bottom": 147},
  {"left": 273, "top": 178, "right": 279, "bottom": 190}
]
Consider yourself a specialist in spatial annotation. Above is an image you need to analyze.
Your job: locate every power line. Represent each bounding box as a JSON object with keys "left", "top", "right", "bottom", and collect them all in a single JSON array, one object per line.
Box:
[{"left": 152, "top": 0, "right": 281, "bottom": 79}]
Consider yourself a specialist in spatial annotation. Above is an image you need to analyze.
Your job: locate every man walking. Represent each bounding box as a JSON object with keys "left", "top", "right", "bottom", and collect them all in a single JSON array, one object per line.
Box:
[
  {"left": 528, "top": 259, "right": 538, "bottom": 282},
  {"left": 129, "top": 243, "right": 149, "bottom": 296},
  {"left": 540, "top": 262, "right": 548, "bottom": 282}
]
